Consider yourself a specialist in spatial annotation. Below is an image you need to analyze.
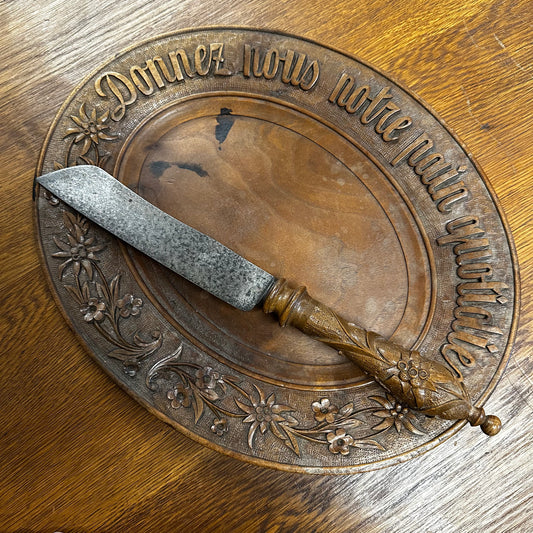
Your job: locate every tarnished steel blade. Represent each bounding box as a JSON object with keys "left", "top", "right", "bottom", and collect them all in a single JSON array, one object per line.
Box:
[{"left": 37, "top": 166, "right": 275, "bottom": 311}]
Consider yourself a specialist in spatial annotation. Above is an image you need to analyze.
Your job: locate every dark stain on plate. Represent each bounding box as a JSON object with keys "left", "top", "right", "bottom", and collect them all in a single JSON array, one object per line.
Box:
[
  {"left": 215, "top": 108, "right": 235, "bottom": 148},
  {"left": 176, "top": 162, "right": 208, "bottom": 177},
  {"left": 149, "top": 160, "right": 208, "bottom": 178},
  {"left": 149, "top": 160, "right": 172, "bottom": 178}
]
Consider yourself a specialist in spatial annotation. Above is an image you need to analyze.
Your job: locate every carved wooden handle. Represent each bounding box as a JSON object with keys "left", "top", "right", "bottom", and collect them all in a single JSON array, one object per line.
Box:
[{"left": 263, "top": 279, "right": 501, "bottom": 435}]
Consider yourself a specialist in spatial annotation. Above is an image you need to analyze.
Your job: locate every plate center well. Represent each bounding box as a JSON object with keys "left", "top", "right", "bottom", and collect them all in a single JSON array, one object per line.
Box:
[{"left": 116, "top": 95, "right": 432, "bottom": 389}]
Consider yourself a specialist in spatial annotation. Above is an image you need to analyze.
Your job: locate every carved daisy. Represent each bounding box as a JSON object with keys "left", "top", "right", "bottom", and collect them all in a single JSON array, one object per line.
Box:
[
  {"left": 326, "top": 428, "right": 354, "bottom": 455},
  {"left": 80, "top": 297, "right": 106, "bottom": 323},
  {"left": 311, "top": 398, "right": 338, "bottom": 423},
  {"left": 167, "top": 384, "right": 192, "bottom": 409},
  {"left": 211, "top": 417, "right": 228, "bottom": 437},
  {"left": 194, "top": 367, "right": 223, "bottom": 401},
  {"left": 116, "top": 293, "right": 143, "bottom": 318}
]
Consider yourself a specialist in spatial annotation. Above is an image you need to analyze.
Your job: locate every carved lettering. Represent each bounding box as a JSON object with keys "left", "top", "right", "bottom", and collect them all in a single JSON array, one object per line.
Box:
[
  {"left": 95, "top": 43, "right": 231, "bottom": 120},
  {"left": 328, "top": 73, "right": 412, "bottom": 142},
  {"left": 130, "top": 65, "right": 154, "bottom": 95},
  {"left": 391, "top": 132, "right": 469, "bottom": 213},
  {"left": 145, "top": 57, "right": 177, "bottom": 86},
  {"left": 381, "top": 116, "right": 412, "bottom": 142},
  {"left": 210, "top": 43, "right": 231, "bottom": 75},
  {"left": 194, "top": 45, "right": 210, "bottom": 76},
  {"left": 94, "top": 72, "right": 137, "bottom": 121},
  {"left": 374, "top": 102, "right": 401, "bottom": 133},
  {"left": 360, "top": 87, "right": 393, "bottom": 124},
  {"left": 262, "top": 49, "right": 279, "bottom": 79},
  {"left": 168, "top": 49, "right": 194, "bottom": 81},
  {"left": 437, "top": 216, "right": 508, "bottom": 377},
  {"left": 243, "top": 45, "right": 320, "bottom": 91}
]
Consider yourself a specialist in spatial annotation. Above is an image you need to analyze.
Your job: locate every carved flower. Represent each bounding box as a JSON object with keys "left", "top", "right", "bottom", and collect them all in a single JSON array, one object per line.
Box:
[
  {"left": 194, "top": 367, "right": 223, "bottom": 401},
  {"left": 236, "top": 385, "right": 297, "bottom": 448},
  {"left": 326, "top": 428, "right": 354, "bottom": 455},
  {"left": 167, "top": 384, "right": 192, "bottom": 409},
  {"left": 311, "top": 398, "right": 338, "bottom": 424},
  {"left": 52, "top": 228, "right": 104, "bottom": 280},
  {"left": 386, "top": 351, "right": 437, "bottom": 408},
  {"left": 397, "top": 357, "right": 430, "bottom": 387},
  {"left": 195, "top": 367, "right": 221, "bottom": 390},
  {"left": 116, "top": 294, "right": 143, "bottom": 318},
  {"left": 211, "top": 417, "right": 228, "bottom": 437},
  {"left": 370, "top": 393, "right": 425, "bottom": 435},
  {"left": 80, "top": 298, "right": 106, "bottom": 323},
  {"left": 64, "top": 103, "right": 117, "bottom": 155}
]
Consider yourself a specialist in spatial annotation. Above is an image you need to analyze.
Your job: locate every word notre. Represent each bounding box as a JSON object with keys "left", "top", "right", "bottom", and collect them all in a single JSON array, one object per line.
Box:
[{"left": 328, "top": 73, "right": 413, "bottom": 142}]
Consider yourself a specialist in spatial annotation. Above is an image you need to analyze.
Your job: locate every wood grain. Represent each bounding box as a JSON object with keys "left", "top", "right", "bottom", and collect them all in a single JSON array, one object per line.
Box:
[{"left": 0, "top": 1, "right": 531, "bottom": 531}]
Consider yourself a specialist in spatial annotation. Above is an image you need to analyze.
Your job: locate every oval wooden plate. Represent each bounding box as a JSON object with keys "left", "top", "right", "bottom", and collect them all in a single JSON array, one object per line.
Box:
[{"left": 35, "top": 28, "right": 518, "bottom": 473}]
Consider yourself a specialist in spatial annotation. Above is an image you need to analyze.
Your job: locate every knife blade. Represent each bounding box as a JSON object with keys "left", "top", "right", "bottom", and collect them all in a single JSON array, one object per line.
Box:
[
  {"left": 37, "top": 165, "right": 501, "bottom": 435},
  {"left": 37, "top": 166, "right": 274, "bottom": 312}
]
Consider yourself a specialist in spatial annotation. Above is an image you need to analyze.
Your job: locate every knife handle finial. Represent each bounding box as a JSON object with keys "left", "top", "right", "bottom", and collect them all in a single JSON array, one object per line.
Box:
[{"left": 263, "top": 279, "right": 501, "bottom": 436}]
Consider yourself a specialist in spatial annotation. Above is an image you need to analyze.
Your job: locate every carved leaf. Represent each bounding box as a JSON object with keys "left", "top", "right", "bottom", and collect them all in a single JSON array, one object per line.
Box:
[
  {"left": 338, "top": 402, "right": 354, "bottom": 416},
  {"left": 109, "top": 274, "right": 121, "bottom": 303},
  {"left": 337, "top": 418, "right": 363, "bottom": 431},
  {"left": 192, "top": 390, "right": 205, "bottom": 424},
  {"left": 81, "top": 282, "right": 91, "bottom": 302},
  {"left": 351, "top": 439, "right": 386, "bottom": 451},
  {"left": 64, "top": 284, "right": 82, "bottom": 303},
  {"left": 272, "top": 423, "right": 300, "bottom": 456}
]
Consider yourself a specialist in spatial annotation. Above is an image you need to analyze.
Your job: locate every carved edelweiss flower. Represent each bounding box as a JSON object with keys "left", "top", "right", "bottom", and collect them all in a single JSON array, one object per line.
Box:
[
  {"left": 53, "top": 232, "right": 104, "bottom": 280},
  {"left": 311, "top": 398, "right": 338, "bottom": 423},
  {"left": 116, "top": 294, "right": 143, "bottom": 318},
  {"left": 326, "top": 428, "right": 354, "bottom": 455},
  {"left": 64, "top": 103, "right": 117, "bottom": 155},
  {"left": 370, "top": 393, "right": 425, "bottom": 435},
  {"left": 167, "top": 384, "right": 192, "bottom": 409},
  {"left": 211, "top": 417, "right": 228, "bottom": 437},
  {"left": 236, "top": 385, "right": 297, "bottom": 448},
  {"left": 80, "top": 297, "right": 106, "bottom": 323}
]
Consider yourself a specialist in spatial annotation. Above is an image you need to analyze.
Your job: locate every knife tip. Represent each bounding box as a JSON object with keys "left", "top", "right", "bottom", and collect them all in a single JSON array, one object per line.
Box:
[{"left": 36, "top": 165, "right": 113, "bottom": 192}]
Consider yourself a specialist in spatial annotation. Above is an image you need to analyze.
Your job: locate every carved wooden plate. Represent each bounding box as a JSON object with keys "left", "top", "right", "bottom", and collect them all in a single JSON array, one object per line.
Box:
[{"left": 35, "top": 28, "right": 518, "bottom": 473}]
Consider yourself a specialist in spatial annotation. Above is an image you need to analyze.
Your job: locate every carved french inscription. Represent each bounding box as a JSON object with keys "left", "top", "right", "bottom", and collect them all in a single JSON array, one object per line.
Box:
[
  {"left": 437, "top": 216, "right": 508, "bottom": 377},
  {"left": 94, "top": 42, "right": 231, "bottom": 121},
  {"left": 242, "top": 44, "right": 320, "bottom": 90},
  {"left": 391, "top": 132, "right": 470, "bottom": 213},
  {"left": 328, "top": 73, "right": 413, "bottom": 142}
]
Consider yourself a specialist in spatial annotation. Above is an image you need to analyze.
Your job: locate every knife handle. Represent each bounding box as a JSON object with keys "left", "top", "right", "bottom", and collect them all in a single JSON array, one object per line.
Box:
[{"left": 263, "top": 279, "right": 501, "bottom": 435}]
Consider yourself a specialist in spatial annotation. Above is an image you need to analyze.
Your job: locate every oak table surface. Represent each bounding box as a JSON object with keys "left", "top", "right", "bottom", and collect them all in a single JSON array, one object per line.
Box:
[{"left": 1, "top": 1, "right": 531, "bottom": 532}]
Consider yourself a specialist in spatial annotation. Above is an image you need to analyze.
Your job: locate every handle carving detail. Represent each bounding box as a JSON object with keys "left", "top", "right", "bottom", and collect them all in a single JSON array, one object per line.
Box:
[{"left": 263, "top": 279, "right": 501, "bottom": 436}]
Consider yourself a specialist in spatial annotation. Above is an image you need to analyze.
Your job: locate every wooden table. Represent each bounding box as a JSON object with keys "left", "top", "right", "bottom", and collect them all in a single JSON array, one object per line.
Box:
[{"left": 1, "top": 1, "right": 531, "bottom": 531}]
